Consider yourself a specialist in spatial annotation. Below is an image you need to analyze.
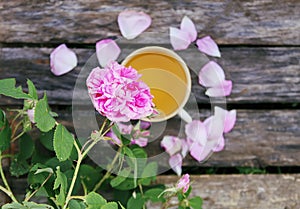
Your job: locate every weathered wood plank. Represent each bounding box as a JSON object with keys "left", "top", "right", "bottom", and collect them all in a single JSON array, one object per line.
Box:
[
  {"left": 150, "top": 174, "right": 300, "bottom": 209},
  {"left": 0, "top": 47, "right": 299, "bottom": 105},
  {"left": 2, "top": 174, "right": 300, "bottom": 208},
  {"left": 0, "top": 0, "right": 299, "bottom": 45},
  {"left": 24, "top": 108, "right": 300, "bottom": 167}
]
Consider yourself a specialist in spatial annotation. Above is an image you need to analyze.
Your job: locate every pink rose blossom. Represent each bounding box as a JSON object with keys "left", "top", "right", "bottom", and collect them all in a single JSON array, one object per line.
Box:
[
  {"left": 87, "top": 61, "right": 154, "bottom": 122},
  {"left": 177, "top": 174, "right": 190, "bottom": 193}
]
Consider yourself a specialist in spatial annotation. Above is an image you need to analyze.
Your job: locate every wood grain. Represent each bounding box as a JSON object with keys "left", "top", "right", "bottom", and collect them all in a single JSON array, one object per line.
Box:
[
  {"left": 0, "top": 0, "right": 299, "bottom": 45},
  {"left": 26, "top": 108, "right": 300, "bottom": 167},
  {"left": 151, "top": 174, "right": 300, "bottom": 209},
  {"left": 0, "top": 47, "right": 299, "bottom": 105}
]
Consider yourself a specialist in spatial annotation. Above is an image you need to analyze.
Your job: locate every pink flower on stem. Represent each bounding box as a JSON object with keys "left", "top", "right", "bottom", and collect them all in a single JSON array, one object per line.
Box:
[
  {"left": 27, "top": 109, "right": 35, "bottom": 123},
  {"left": 86, "top": 61, "right": 154, "bottom": 122},
  {"left": 177, "top": 174, "right": 190, "bottom": 193}
]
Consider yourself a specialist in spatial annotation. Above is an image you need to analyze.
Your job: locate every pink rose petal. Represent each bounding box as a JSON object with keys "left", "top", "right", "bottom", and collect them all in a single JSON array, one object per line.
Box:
[
  {"left": 169, "top": 153, "right": 182, "bottom": 176},
  {"left": 169, "top": 27, "right": 191, "bottom": 50},
  {"left": 224, "top": 109, "right": 237, "bottom": 133},
  {"left": 96, "top": 39, "right": 121, "bottom": 67},
  {"left": 180, "top": 16, "right": 197, "bottom": 42},
  {"left": 181, "top": 139, "right": 189, "bottom": 158},
  {"left": 161, "top": 136, "right": 182, "bottom": 156},
  {"left": 185, "top": 120, "right": 207, "bottom": 145},
  {"left": 196, "top": 36, "right": 221, "bottom": 57},
  {"left": 118, "top": 10, "right": 151, "bottom": 40},
  {"left": 212, "top": 135, "right": 225, "bottom": 152},
  {"left": 189, "top": 142, "right": 206, "bottom": 162},
  {"left": 199, "top": 61, "right": 225, "bottom": 87},
  {"left": 131, "top": 137, "right": 148, "bottom": 147},
  {"left": 205, "top": 80, "right": 232, "bottom": 97},
  {"left": 50, "top": 44, "right": 78, "bottom": 76}
]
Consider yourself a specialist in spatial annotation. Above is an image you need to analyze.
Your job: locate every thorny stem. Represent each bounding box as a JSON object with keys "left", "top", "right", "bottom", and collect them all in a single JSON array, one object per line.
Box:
[{"left": 0, "top": 154, "right": 18, "bottom": 202}]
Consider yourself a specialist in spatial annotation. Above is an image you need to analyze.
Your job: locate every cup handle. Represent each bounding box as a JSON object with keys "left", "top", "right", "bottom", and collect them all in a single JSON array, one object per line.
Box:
[{"left": 178, "top": 108, "right": 192, "bottom": 123}]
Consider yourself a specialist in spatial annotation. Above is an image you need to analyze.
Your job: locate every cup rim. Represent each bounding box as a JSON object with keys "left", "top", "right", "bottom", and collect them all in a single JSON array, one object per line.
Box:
[{"left": 122, "top": 46, "right": 191, "bottom": 122}]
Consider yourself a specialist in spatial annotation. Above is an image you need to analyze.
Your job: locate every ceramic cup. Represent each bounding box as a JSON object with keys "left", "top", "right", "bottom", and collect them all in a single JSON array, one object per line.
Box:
[{"left": 122, "top": 46, "right": 192, "bottom": 123}]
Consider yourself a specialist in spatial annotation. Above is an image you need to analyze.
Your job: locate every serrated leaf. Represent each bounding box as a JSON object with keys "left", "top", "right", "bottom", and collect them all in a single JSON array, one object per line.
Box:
[
  {"left": 1, "top": 202, "right": 26, "bottom": 209},
  {"left": 0, "top": 109, "right": 5, "bottom": 127},
  {"left": 23, "top": 201, "right": 55, "bottom": 209},
  {"left": 0, "top": 117, "right": 11, "bottom": 152},
  {"left": 0, "top": 78, "right": 32, "bottom": 99},
  {"left": 101, "top": 202, "right": 118, "bottom": 209},
  {"left": 10, "top": 157, "right": 30, "bottom": 177},
  {"left": 85, "top": 192, "right": 107, "bottom": 209},
  {"left": 79, "top": 164, "right": 101, "bottom": 191},
  {"left": 139, "top": 162, "right": 157, "bottom": 186},
  {"left": 17, "top": 134, "right": 34, "bottom": 160},
  {"left": 40, "top": 129, "right": 55, "bottom": 151},
  {"left": 144, "top": 188, "right": 166, "bottom": 203},
  {"left": 27, "top": 79, "right": 38, "bottom": 100},
  {"left": 53, "top": 124, "right": 74, "bottom": 161},
  {"left": 34, "top": 93, "right": 56, "bottom": 132},
  {"left": 54, "top": 167, "right": 68, "bottom": 206},
  {"left": 127, "top": 193, "right": 144, "bottom": 209},
  {"left": 113, "top": 178, "right": 137, "bottom": 191},
  {"left": 189, "top": 196, "right": 203, "bottom": 209},
  {"left": 69, "top": 199, "right": 86, "bottom": 209},
  {"left": 34, "top": 167, "right": 54, "bottom": 175},
  {"left": 45, "top": 157, "right": 73, "bottom": 172},
  {"left": 110, "top": 167, "right": 131, "bottom": 188}
]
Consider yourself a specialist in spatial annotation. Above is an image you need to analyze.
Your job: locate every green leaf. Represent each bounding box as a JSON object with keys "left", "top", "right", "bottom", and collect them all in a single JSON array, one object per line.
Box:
[
  {"left": 144, "top": 188, "right": 166, "bottom": 203},
  {"left": 0, "top": 115, "right": 11, "bottom": 152},
  {"left": 139, "top": 162, "right": 158, "bottom": 186},
  {"left": 34, "top": 167, "right": 54, "bottom": 175},
  {"left": 45, "top": 157, "right": 73, "bottom": 172},
  {"left": 27, "top": 79, "right": 38, "bottom": 100},
  {"left": 54, "top": 167, "right": 68, "bottom": 206},
  {"left": 2, "top": 202, "right": 26, "bottom": 209},
  {"left": 113, "top": 178, "right": 137, "bottom": 191},
  {"left": 127, "top": 193, "right": 144, "bottom": 209},
  {"left": 189, "top": 196, "right": 203, "bottom": 209},
  {"left": 79, "top": 164, "right": 101, "bottom": 191},
  {"left": 0, "top": 78, "right": 32, "bottom": 99},
  {"left": 40, "top": 129, "right": 55, "bottom": 151},
  {"left": 23, "top": 201, "right": 55, "bottom": 209},
  {"left": 101, "top": 202, "right": 118, "bottom": 209},
  {"left": 85, "top": 192, "right": 107, "bottom": 209},
  {"left": 110, "top": 167, "right": 131, "bottom": 188},
  {"left": 34, "top": 93, "right": 56, "bottom": 132},
  {"left": 0, "top": 109, "right": 6, "bottom": 127},
  {"left": 10, "top": 157, "right": 30, "bottom": 177},
  {"left": 17, "top": 134, "right": 34, "bottom": 160},
  {"left": 69, "top": 199, "right": 86, "bottom": 209},
  {"left": 53, "top": 124, "right": 74, "bottom": 161}
]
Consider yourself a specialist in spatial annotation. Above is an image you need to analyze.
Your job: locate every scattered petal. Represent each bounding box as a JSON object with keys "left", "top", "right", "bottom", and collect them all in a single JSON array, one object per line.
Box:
[
  {"left": 224, "top": 109, "right": 236, "bottom": 133},
  {"left": 96, "top": 39, "right": 121, "bottom": 67},
  {"left": 50, "top": 44, "right": 78, "bottom": 76},
  {"left": 196, "top": 36, "right": 221, "bottom": 57},
  {"left": 212, "top": 135, "right": 225, "bottom": 152},
  {"left": 169, "top": 153, "right": 182, "bottom": 176},
  {"left": 169, "top": 27, "right": 191, "bottom": 50},
  {"left": 205, "top": 80, "right": 232, "bottom": 97},
  {"left": 118, "top": 10, "right": 151, "bottom": 40},
  {"left": 161, "top": 136, "right": 182, "bottom": 156},
  {"left": 199, "top": 61, "right": 225, "bottom": 87},
  {"left": 181, "top": 139, "right": 189, "bottom": 158},
  {"left": 189, "top": 142, "right": 205, "bottom": 162},
  {"left": 140, "top": 121, "right": 151, "bottom": 130},
  {"left": 185, "top": 120, "right": 207, "bottom": 145},
  {"left": 180, "top": 16, "right": 197, "bottom": 42}
]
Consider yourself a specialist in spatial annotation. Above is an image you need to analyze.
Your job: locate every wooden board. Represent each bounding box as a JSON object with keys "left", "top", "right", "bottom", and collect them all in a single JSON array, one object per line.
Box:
[
  {"left": 27, "top": 108, "right": 300, "bottom": 167},
  {"left": 150, "top": 174, "right": 300, "bottom": 209},
  {"left": 0, "top": 47, "right": 299, "bottom": 105},
  {"left": 0, "top": 0, "right": 299, "bottom": 45}
]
